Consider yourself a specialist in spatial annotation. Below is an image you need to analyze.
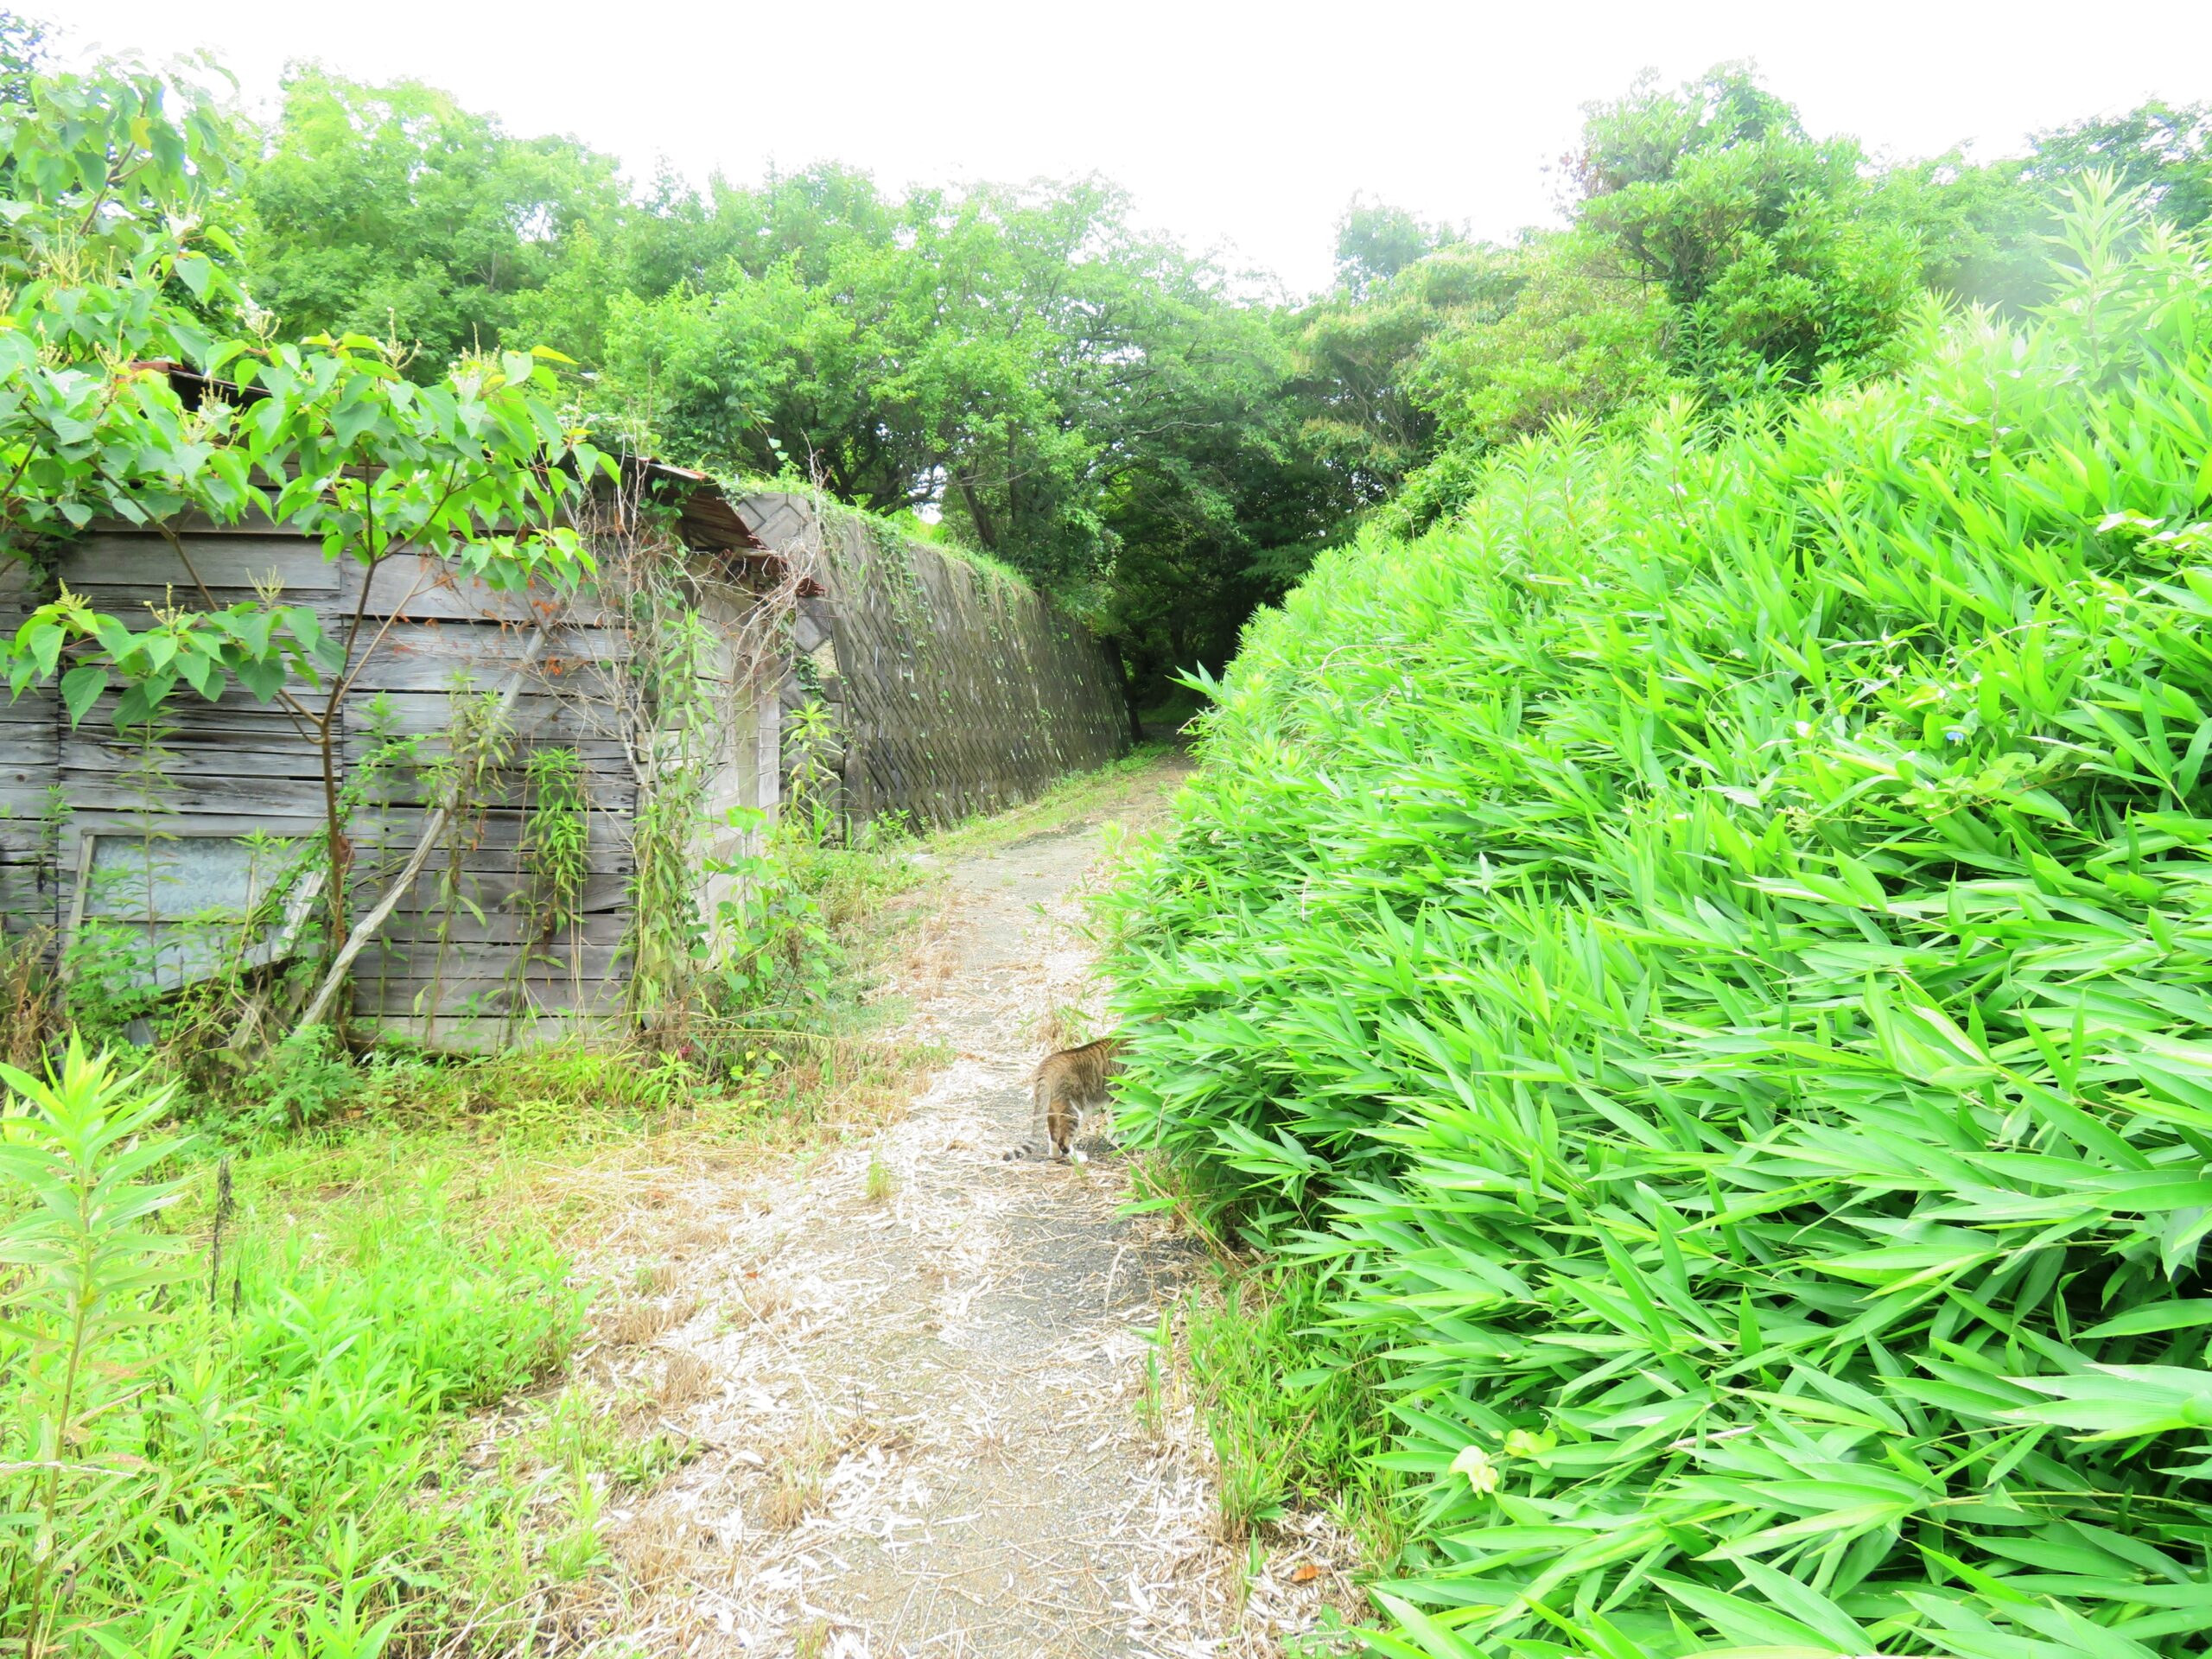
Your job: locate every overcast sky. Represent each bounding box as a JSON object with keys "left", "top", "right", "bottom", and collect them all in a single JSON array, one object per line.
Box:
[{"left": 51, "top": 0, "right": 2212, "bottom": 296}]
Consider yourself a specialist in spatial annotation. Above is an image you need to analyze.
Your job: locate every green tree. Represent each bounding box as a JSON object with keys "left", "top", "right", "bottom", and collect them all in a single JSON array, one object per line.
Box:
[
  {"left": 534, "top": 162, "right": 901, "bottom": 387},
  {"left": 1571, "top": 65, "right": 1923, "bottom": 398},
  {"left": 1332, "top": 194, "right": 1457, "bottom": 299},
  {"left": 1344, "top": 66, "right": 1961, "bottom": 530},
  {"left": 0, "top": 7, "right": 44, "bottom": 106},
  {"left": 2026, "top": 99, "right": 2212, "bottom": 231},
  {"left": 2, "top": 60, "right": 600, "bottom": 951},
  {"left": 1410, "top": 233, "right": 1669, "bottom": 442},
  {"left": 1292, "top": 243, "right": 1505, "bottom": 508},
  {"left": 1389, "top": 231, "right": 1675, "bottom": 529},
  {"left": 1095, "top": 287, "right": 1352, "bottom": 693},
  {"left": 596, "top": 173, "right": 1335, "bottom": 601},
  {"left": 1878, "top": 151, "right": 2052, "bottom": 313},
  {"left": 243, "top": 68, "right": 623, "bottom": 373},
  {"left": 600, "top": 257, "right": 906, "bottom": 504},
  {"left": 1900, "top": 100, "right": 2212, "bottom": 315}
]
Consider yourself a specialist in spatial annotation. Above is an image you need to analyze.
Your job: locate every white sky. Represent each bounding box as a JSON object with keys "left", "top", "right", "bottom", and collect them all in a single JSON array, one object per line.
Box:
[{"left": 50, "top": 0, "right": 2212, "bottom": 297}]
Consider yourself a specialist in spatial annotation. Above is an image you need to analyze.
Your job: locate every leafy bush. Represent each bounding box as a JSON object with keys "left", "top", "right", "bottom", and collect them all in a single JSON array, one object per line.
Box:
[{"left": 1108, "top": 187, "right": 2212, "bottom": 1656}]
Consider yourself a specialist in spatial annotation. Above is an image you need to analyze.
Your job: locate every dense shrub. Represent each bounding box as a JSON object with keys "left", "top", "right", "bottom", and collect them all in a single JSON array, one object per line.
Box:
[{"left": 1108, "top": 187, "right": 2212, "bottom": 1656}]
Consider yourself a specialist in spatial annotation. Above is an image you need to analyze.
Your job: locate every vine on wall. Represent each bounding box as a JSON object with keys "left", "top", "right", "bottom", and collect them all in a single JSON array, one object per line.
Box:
[
  {"left": 516, "top": 747, "right": 589, "bottom": 975},
  {"left": 563, "top": 476, "right": 820, "bottom": 1047}
]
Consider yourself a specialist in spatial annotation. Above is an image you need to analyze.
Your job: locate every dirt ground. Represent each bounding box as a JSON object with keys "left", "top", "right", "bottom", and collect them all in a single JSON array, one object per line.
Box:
[{"left": 567, "top": 754, "right": 1358, "bottom": 1657}]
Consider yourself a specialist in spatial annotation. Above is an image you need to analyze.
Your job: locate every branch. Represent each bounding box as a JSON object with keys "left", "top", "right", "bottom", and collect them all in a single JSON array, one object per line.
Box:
[
  {"left": 149, "top": 518, "right": 320, "bottom": 742},
  {"left": 320, "top": 467, "right": 480, "bottom": 715},
  {"left": 293, "top": 620, "right": 555, "bottom": 1034}
]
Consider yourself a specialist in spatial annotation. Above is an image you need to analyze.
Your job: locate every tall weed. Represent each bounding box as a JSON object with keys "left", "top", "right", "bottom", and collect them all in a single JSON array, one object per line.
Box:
[
  {"left": 0, "top": 1042, "right": 590, "bottom": 1654},
  {"left": 0, "top": 1041, "right": 193, "bottom": 1654}
]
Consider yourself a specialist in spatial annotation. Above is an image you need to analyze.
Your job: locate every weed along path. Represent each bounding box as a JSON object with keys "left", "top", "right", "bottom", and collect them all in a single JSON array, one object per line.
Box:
[{"left": 567, "top": 754, "right": 1344, "bottom": 1656}]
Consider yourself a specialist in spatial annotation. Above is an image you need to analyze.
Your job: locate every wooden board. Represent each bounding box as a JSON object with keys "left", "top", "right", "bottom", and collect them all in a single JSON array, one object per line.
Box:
[
  {"left": 364, "top": 865, "right": 632, "bottom": 916},
  {"left": 54, "top": 772, "right": 331, "bottom": 817},
  {"left": 341, "top": 556, "right": 630, "bottom": 625},
  {"left": 54, "top": 532, "right": 341, "bottom": 598},
  {"left": 75, "top": 694, "right": 315, "bottom": 742},
  {"left": 351, "top": 805, "right": 635, "bottom": 857},
  {"left": 353, "top": 957, "right": 626, "bottom": 1014},
  {"left": 0, "top": 559, "right": 58, "bottom": 915},
  {"left": 354, "top": 1012, "right": 630, "bottom": 1052},
  {"left": 60, "top": 736, "right": 325, "bottom": 780},
  {"left": 337, "top": 731, "right": 632, "bottom": 779},
  {"left": 341, "top": 690, "right": 629, "bottom": 744},
  {"left": 339, "top": 620, "right": 626, "bottom": 685},
  {"left": 367, "top": 910, "right": 626, "bottom": 949}
]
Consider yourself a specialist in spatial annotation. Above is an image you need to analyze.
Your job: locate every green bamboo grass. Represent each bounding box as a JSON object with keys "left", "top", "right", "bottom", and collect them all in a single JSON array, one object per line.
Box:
[{"left": 1107, "top": 182, "right": 2212, "bottom": 1656}]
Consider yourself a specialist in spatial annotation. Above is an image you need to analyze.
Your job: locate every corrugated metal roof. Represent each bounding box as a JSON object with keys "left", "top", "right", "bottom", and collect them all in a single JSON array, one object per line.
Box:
[{"left": 612, "top": 454, "right": 770, "bottom": 556}]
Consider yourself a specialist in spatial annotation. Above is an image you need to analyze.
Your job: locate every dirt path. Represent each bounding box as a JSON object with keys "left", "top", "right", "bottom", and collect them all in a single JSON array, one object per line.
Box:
[{"left": 576, "top": 755, "right": 1344, "bottom": 1656}]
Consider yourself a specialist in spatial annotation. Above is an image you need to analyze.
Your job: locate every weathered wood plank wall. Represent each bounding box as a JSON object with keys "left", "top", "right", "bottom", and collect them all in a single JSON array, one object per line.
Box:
[
  {"left": 0, "top": 560, "right": 60, "bottom": 938},
  {"left": 11, "top": 525, "right": 652, "bottom": 1045},
  {"left": 340, "top": 556, "right": 631, "bottom": 1044}
]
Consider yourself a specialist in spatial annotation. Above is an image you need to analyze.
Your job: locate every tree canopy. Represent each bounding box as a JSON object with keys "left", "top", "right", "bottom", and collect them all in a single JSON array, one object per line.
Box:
[
  {"left": 1294, "top": 68, "right": 2212, "bottom": 533},
  {"left": 10, "top": 19, "right": 2211, "bottom": 698},
  {"left": 244, "top": 67, "right": 624, "bottom": 372}
]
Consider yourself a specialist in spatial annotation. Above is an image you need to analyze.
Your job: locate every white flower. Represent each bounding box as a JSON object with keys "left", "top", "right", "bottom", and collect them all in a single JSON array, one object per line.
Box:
[{"left": 1450, "top": 1443, "right": 1498, "bottom": 1496}]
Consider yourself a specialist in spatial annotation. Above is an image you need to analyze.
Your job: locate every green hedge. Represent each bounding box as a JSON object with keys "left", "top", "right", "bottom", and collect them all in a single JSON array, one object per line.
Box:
[{"left": 1107, "top": 186, "right": 2212, "bottom": 1656}]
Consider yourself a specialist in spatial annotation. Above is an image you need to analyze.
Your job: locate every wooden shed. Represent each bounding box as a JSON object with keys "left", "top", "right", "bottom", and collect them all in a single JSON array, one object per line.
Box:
[
  {"left": 1, "top": 379, "right": 1131, "bottom": 1051},
  {"left": 0, "top": 441, "right": 791, "bottom": 1049}
]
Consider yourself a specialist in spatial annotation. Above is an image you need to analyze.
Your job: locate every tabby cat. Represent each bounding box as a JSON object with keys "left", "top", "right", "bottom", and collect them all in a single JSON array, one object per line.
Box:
[{"left": 1019, "top": 1035, "right": 1124, "bottom": 1160}]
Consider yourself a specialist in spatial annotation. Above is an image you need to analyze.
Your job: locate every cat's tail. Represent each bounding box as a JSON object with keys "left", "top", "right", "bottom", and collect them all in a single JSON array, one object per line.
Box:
[{"left": 1003, "top": 1066, "right": 1050, "bottom": 1160}]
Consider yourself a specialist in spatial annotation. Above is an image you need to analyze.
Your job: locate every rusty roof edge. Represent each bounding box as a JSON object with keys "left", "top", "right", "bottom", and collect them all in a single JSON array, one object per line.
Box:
[{"left": 614, "top": 454, "right": 771, "bottom": 556}]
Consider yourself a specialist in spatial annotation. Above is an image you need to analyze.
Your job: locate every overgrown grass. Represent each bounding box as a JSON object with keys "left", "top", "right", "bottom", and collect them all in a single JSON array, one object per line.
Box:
[
  {"left": 780, "top": 831, "right": 932, "bottom": 936},
  {"left": 1107, "top": 186, "right": 2212, "bottom": 1656},
  {"left": 898, "top": 521, "right": 1035, "bottom": 596},
  {"left": 925, "top": 742, "right": 1178, "bottom": 858},
  {"left": 0, "top": 1045, "right": 588, "bottom": 1656},
  {"left": 0, "top": 808, "right": 950, "bottom": 1653},
  {"left": 1179, "top": 1264, "right": 1398, "bottom": 1552},
  {"left": 0, "top": 1022, "right": 951, "bottom": 1656}
]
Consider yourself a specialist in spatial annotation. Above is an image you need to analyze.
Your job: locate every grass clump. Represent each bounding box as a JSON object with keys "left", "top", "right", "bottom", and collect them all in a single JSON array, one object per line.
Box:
[
  {"left": 0, "top": 1042, "right": 590, "bottom": 1656},
  {"left": 1180, "top": 1266, "right": 1395, "bottom": 1551},
  {"left": 862, "top": 1147, "right": 896, "bottom": 1205},
  {"left": 1106, "top": 184, "right": 2212, "bottom": 1656}
]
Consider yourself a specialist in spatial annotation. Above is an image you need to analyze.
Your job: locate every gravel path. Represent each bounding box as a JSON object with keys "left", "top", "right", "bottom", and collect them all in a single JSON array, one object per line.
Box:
[{"left": 571, "top": 756, "right": 1349, "bottom": 1656}]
